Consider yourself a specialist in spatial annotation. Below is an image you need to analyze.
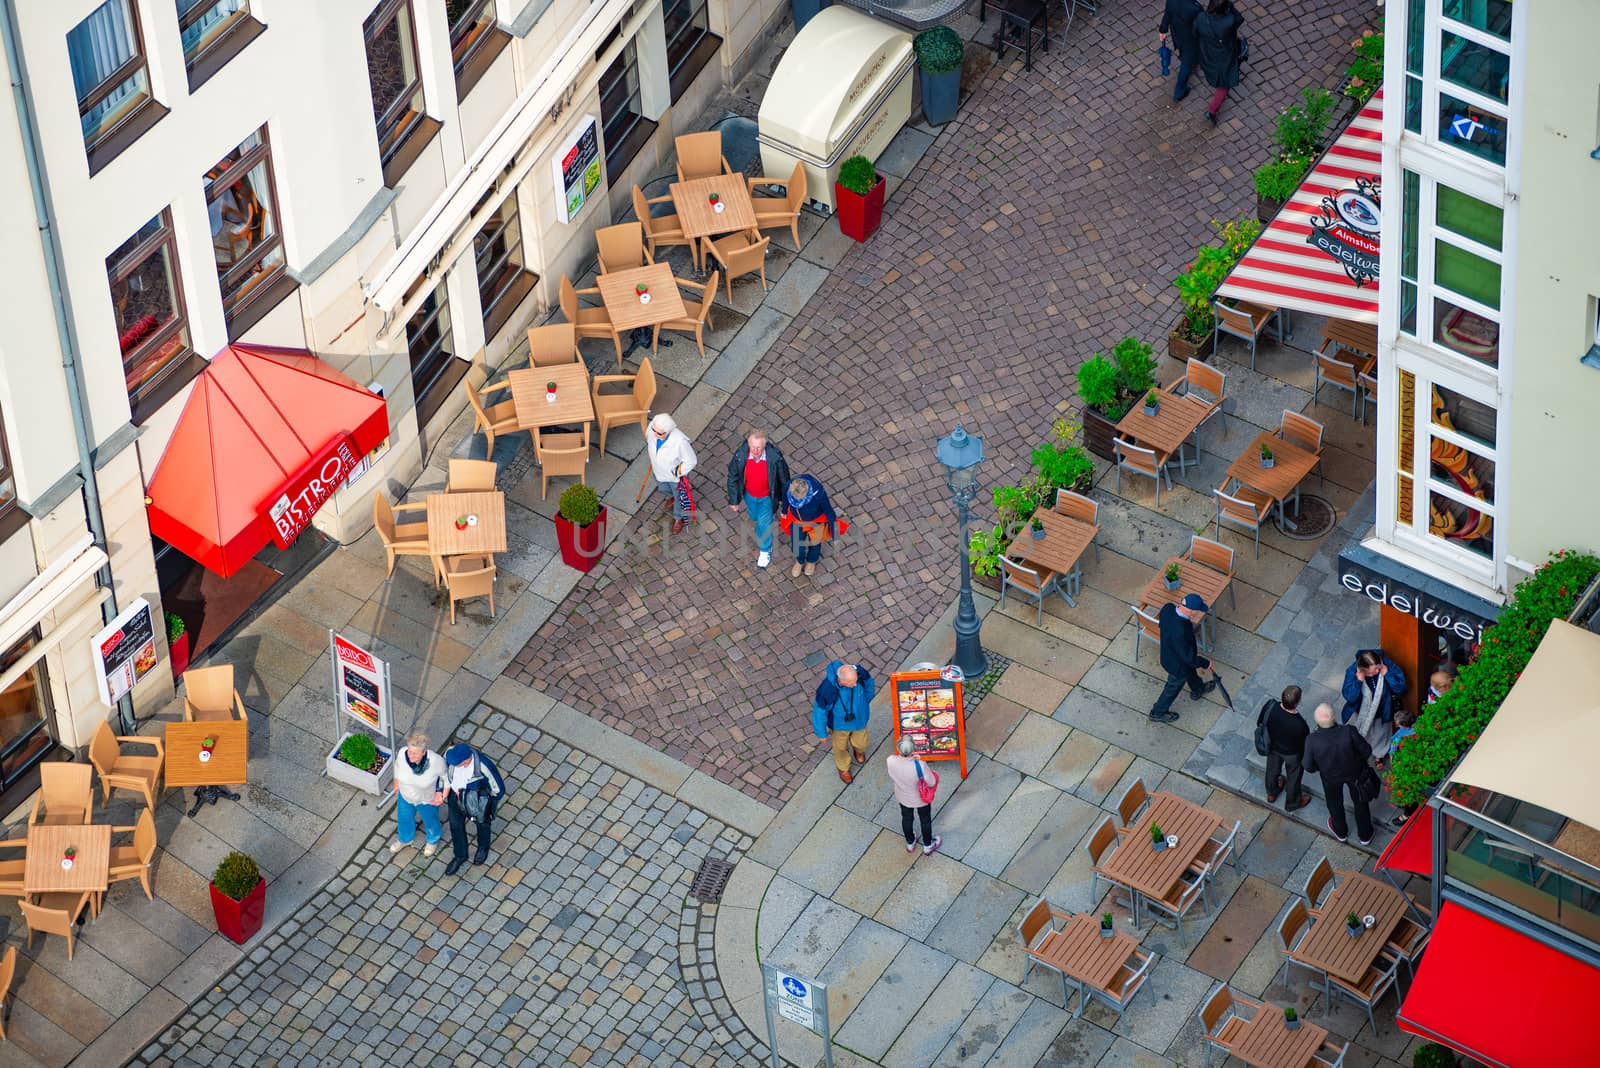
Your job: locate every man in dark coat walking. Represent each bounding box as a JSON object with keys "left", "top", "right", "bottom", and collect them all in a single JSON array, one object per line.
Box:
[
  {"left": 1261, "top": 684, "right": 1311, "bottom": 810},
  {"left": 1194, "top": 0, "right": 1244, "bottom": 124},
  {"left": 725, "top": 429, "right": 791, "bottom": 570},
  {"left": 1158, "top": 0, "right": 1203, "bottom": 101},
  {"left": 1150, "top": 593, "right": 1216, "bottom": 723},
  {"left": 1303, "top": 703, "right": 1375, "bottom": 845}
]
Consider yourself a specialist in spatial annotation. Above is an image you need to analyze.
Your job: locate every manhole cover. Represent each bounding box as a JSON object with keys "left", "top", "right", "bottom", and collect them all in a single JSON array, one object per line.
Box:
[
  {"left": 1278, "top": 494, "right": 1337, "bottom": 540},
  {"left": 689, "top": 856, "right": 736, "bottom": 904}
]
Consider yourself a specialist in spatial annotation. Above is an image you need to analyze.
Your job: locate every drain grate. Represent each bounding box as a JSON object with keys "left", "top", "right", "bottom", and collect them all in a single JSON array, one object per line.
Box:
[
  {"left": 1278, "top": 494, "right": 1338, "bottom": 541},
  {"left": 689, "top": 856, "right": 737, "bottom": 904}
]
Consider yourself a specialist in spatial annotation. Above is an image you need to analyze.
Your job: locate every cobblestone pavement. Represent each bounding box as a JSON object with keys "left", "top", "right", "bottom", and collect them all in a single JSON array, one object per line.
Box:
[
  {"left": 507, "top": 0, "right": 1373, "bottom": 808},
  {"left": 133, "top": 705, "right": 753, "bottom": 1068}
]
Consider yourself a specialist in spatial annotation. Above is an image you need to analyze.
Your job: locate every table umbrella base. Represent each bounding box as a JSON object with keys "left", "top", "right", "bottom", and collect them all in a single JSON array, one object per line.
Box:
[
  {"left": 621, "top": 327, "right": 672, "bottom": 360},
  {"left": 188, "top": 785, "right": 243, "bottom": 817}
]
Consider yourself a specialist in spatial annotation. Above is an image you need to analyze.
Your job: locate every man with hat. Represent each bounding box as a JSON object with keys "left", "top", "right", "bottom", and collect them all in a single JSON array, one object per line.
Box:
[
  {"left": 1150, "top": 592, "right": 1216, "bottom": 723},
  {"left": 443, "top": 742, "right": 506, "bottom": 875}
]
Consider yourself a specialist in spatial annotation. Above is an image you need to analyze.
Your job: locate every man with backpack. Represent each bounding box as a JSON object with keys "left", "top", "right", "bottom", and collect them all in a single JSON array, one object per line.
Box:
[
  {"left": 810, "top": 659, "right": 874, "bottom": 784},
  {"left": 1259, "top": 685, "right": 1311, "bottom": 810},
  {"left": 443, "top": 743, "right": 506, "bottom": 875}
]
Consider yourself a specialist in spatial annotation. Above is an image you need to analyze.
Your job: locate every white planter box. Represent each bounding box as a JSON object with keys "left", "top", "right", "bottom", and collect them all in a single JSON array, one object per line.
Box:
[{"left": 325, "top": 733, "right": 395, "bottom": 797}]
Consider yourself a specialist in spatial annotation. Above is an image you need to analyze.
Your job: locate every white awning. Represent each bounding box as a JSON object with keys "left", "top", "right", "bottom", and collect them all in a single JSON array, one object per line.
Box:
[
  {"left": 0, "top": 533, "right": 107, "bottom": 655},
  {"left": 1451, "top": 620, "right": 1600, "bottom": 829}
]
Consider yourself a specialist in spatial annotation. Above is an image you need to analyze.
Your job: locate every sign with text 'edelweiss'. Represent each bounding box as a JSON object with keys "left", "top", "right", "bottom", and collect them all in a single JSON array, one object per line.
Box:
[
  {"left": 333, "top": 633, "right": 389, "bottom": 734},
  {"left": 265, "top": 434, "right": 360, "bottom": 549}
]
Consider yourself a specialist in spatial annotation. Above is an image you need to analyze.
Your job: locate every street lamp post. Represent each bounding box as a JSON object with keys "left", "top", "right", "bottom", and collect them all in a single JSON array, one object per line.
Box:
[{"left": 936, "top": 424, "right": 988, "bottom": 681}]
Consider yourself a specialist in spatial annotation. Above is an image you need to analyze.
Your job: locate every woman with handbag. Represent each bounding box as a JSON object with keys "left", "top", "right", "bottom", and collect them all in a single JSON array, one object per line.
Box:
[
  {"left": 886, "top": 736, "right": 942, "bottom": 856},
  {"left": 1194, "top": 0, "right": 1245, "bottom": 126}
]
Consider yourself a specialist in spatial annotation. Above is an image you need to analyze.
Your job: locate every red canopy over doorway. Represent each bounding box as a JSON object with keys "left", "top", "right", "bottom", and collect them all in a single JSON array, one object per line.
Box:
[{"left": 145, "top": 345, "right": 389, "bottom": 577}]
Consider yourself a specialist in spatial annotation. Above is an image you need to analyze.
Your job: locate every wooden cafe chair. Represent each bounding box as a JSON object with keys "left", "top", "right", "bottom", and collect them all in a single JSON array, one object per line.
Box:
[
  {"left": 674, "top": 130, "right": 732, "bottom": 182},
  {"left": 446, "top": 458, "right": 499, "bottom": 493},
  {"left": 0, "top": 945, "right": 14, "bottom": 1039},
  {"left": 463, "top": 377, "right": 520, "bottom": 453},
  {"left": 527, "top": 322, "right": 580, "bottom": 368},
  {"left": 655, "top": 272, "right": 718, "bottom": 357},
  {"left": 559, "top": 275, "right": 623, "bottom": 368},
  {"left": 182, "top": 664, "right": 250, "bottom": 724},
  {"left": 705, "top": 230, "right": 769, "bottom": 301},
  {"left": 30, "top": 763, "right": 92, "bottom": 826},
  {"left": 104, "top": 807, "right": 158, "bottom": 906},
  {"left": 88, "top": 720, "right": 164, "bottom": 810},
  {"left": 21, "top": 892, "right": 93, "bottom": 960},
  {"left": 444, "top": 556, "right": 497, "bottom": 626},
  {"left": 632, "top": 186, "right": 693, "bottom": 265},
  {"left": 750, "top": 161, "right": 807, "bottom": 249},
  {"left": 594, "top": 221, "right": 651, "bottom": 275},
  {"left": 533, "top": 425, "right": 589, "bottom": 500},
  {"left": 373, "top": 493, "right": 440, "bottom": 584}
]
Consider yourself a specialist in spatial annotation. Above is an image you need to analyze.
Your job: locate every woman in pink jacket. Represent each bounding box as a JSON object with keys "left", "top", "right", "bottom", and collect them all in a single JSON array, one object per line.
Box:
[{"left": 885, "top": 736, "right": 942, "bottom": 856}]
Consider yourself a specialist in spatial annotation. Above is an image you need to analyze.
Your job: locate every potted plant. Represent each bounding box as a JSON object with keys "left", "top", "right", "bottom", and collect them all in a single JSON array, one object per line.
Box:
[
  {"left": 1150, "top": 823, "right": 1166, "bottom": 852},
  {"left": 555, "top": 483, "right": 607, "bottom": 572},
  {"left": 1028, "top": 516, "right": 1046, "bottom": 540},
  {"left": 1260, "top": 443, "right": 1275, "bottom": 469},
  {"left": 325, "top": 730, "right": 394, "bottom": 796},
  {"left": 1283, "top": 1007, "right": 1299, "bottom": 1031},
  {"left": 1271, "top": 87, "right": 1337, "bottom": 162},
  {"left": 1413, "top": 1043, "right": 1458, "bottom": 1068},
  {"left": 835, "top": 155, "right": 886, "bottom": 243},
  {"left": 1164, "top": 562, "right": 1182, "bottom": 590},
  {"left": 1342, "top": 30, "right": 1383, "bottom": 113},
  {"left": 166, "top": 611, "right": 190, "bottom": 679},
  {"left": 1170, "top": 216, "right": 1262, "bottom": 360},
  {"left": 914, "top": 26, "right": 963, "bottom": 126},
  {"left": 211, "top": 851, "right": 265, "bottom": 944},
  {"left": 1253, "top": 155, "right": 1310, "bottom": 222},
  {"left": 1099, "top": 913, "right": 1115, "bottom": 938},
  {"left": 790, "top": 0, "right": 830, "bottom": 32},
  {"left": 1142, "top": 390, "right": 1160, "bottom": 418},
  {"left": 1345, "top": 911, "right": 1364, "bottom": 938},
  {"left": 1074, "top": 336, "right": 1156, "bottom": 460}
]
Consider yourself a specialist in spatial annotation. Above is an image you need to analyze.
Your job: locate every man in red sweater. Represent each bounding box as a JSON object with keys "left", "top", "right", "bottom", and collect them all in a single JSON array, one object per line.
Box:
[{"left": 725, "top": 430, "right": 791, "bottom": 570}]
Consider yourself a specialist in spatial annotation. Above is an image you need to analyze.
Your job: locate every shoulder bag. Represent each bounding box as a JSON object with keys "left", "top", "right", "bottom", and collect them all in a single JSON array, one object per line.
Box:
[
  {"left": 914, "top": 759, "right": 939, "bottom": 806},
  {"left": 1354, "top": 763, "right": 1384, "bottom": 804},
  {"left": 1253, "top": 700, "right": 1272, "bottom": 757}
]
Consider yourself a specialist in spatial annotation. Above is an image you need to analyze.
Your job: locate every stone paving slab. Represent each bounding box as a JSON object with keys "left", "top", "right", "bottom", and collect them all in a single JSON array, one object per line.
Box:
[
  {"left": 874, "top": 850, "right": 974, "bottom": 943},
  {"left": 882, "top": 961, "right": 994, "bottom": 1068},
  {"left": 781, "top": 805, "right": 882, "bottom": 897},
  {"left": 925, "top": 871, "right": 1026, "bottom": 966},
  {"left": 929, "top": 977, "right": 1035, "bottom": 1067},
  {"left": 833, "top": 941, "right": 955, "bottom": 1062},
  {"left": 963, "top": 776, "right": 1060, "bottom": 878}
]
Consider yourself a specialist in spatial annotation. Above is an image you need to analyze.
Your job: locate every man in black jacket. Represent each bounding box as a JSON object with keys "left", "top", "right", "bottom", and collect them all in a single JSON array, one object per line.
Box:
[
  {"left": 1261, "top": 684, "right": 1311, "bottom": 810},
  {"left": 1303, "top": 703, "right": 1375, "bottom": 845},
  {"left": 725, "top": 430, "right": 790, "bottom": 570},
  {"left": 1150, "top": 593, "right": 1215, "bottom": 723},
  {"left": 1158, "top": 0, "right": 1203, "bottom": 100}
]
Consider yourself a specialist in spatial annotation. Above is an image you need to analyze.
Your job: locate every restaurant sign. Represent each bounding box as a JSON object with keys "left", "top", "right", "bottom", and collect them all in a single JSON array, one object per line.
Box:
[
  {"left": 333, "top": 633, "right": 389, "bottom": 734},
  {"left": 1337, "top": 545, "right": 1500, "bottom": 645},
  {"left": 1308, "top": 177, "right": 1381, "bottom": 287},
  {"left": 552, "top": 114, "right": 601, "bottom": 224},
  {"left": 265, "top": 434, "right": 360, "bottom": 550},
  {"left": 92, "top": 597, "right": 158, "bottom": 706}
]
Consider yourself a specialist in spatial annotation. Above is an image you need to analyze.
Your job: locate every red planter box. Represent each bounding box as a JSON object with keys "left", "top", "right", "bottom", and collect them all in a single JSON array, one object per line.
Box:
[
  {"left": 555, "top": 506, "right": 607, "bottom": 572},
  {"left": 210, "top": 877, "right": 265, "bottom": 945},
  {"left": 169, "top": 629, "right": 190, "bottom": 680},
  {"left": 835, "top": 173, "right": 886, "bottom": 242}
]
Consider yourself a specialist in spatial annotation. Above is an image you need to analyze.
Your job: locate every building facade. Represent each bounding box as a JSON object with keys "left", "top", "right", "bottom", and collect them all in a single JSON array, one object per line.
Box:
[
  {"left": 1356, "top": 0, "right": 1600, "bottom": 685},
  {"left": 0, "top": 0, "right": 783, "bottom": 795}
]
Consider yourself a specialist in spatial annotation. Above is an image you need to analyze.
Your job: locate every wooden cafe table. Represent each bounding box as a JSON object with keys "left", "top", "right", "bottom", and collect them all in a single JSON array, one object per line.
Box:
[
  {"left": 1290, "top": 872, "right": 1407, "bottom": 985},
  {"left": 165, "top": 720, "right": 248, "bottom": 817},
  {"left": 670, "top": 173, "right": 757, "bottom": 267},
  {"left": 1318, "top": 318, "right": 1378, "bottom": 372},
  {"left": 507, "top": 364, "right": 594, "bottom": 433},
  {"left": 1030, "top": 911, "right": 1142, "bottom": 1018},
  {"left": 1229, "top": 1003, "right": 1330, "bottom": 1068},
  {"left": 1098, "top": 792, "right": 1222, "bottom": 927},
  {"left": 1006, "top": 509, "right": 1100, "bottom": 606},
  {"left": 595, "top": 262, "right": 687, "bottom": 359},
  {"left": 425, "top": 491, "right": 508, "bottom": 564},
  {"left": 1115, "top": 388, "right": 1217, "bottom": 472},
  {"left": 1137, "top": 556, "right": 1233, "bottom": 647},
  {"left": 24, "top": 823, "right": 111, "bottom": 895},
  {"left": 1225, "top": 430, "right": 1321, "bottom": 531}
]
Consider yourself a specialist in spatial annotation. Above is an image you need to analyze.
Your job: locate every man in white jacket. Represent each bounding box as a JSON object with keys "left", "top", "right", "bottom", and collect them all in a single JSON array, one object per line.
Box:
[{"left": 647, "top": 413, "right": 698, "bottom": 534}]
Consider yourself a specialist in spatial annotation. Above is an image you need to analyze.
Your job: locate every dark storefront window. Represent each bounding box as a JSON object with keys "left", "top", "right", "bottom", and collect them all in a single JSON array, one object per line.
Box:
[
  {"left": 406, "top": 279, "right": 466, "bottom": 427},
  {"left": 598, "top": 29, "right": 651, "bottom": 183},
  {"left": 472, "top": 191, "right": 537, "bottom": 341},
  {"left": 0, "top": 633, "right": 56, "bottom": 791},
  {"left": 108, "top": 211, "right": 196, "bottom": 417},
  {"left": 664, "top": 0, "right": 720, "bottom": 102},
  {"left": 205, "top": 127, "right": 289, "bottom": 336}
]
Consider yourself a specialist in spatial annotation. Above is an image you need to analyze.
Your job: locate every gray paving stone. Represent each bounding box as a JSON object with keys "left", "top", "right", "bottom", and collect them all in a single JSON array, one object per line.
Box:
[
  {"left": 875, "top": 851, "right": 973, "bottom": 942},
  {"left": 928, "top": 759, "right": 1022, "bottom": 861},
  {"left": 962, "top": 776, "right": 1059, "bottom": 877},
  {"left": 757, "top": 876, "right": 816, "bottom": 958},
  {"left": 1000, "top": 791, "right": 1101, "bottom": 895},
  {"left": 1054, "top": 687, "right": 1202, "bottom": 770},
  {"left": 883, "top": 961, "right": 994, "bottom": 1067},
  {"left": 767, "top": 896, "right": 861, "bottom": 982},
  {"left": 996, "top": 713, "right": 1073, "bottom": 778},
  {"left": 926, "top": 872, "right": 1025, "bottom": 965},
  {"left": 929, "top": 978, "right": 1034, "bottom": 1068},
  {"left": 815, "top": 916, "right": 906, "bottom": 1028},
  {"left": 779, "top": 805, "right": 882, "bottom": 896},
  {"left": 833, "top": 940, "right": 954, "bottom": 1061}
]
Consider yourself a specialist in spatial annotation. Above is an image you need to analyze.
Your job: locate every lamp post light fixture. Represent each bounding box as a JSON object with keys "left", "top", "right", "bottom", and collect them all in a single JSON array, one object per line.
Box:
[{"left": 936, "top": 424, "right": 988, "bottom": 681}]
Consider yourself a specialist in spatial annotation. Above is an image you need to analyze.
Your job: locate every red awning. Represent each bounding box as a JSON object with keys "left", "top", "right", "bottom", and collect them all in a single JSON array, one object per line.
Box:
[
  {"left": 1376, "top": 807, "right": 1434, "bottom": 876},
  {"left": 1398, "top": 902, "right": 1600, "bottom": 1067},
  {"left": 1215, "top": 91, "right": 1382, "bottom": 323},
  {"left": 145, "top": 345, "right": 389, "bottom": 577}
]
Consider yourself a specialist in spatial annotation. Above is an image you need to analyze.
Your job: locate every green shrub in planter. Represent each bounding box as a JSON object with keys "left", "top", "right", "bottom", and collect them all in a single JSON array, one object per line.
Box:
[
  {"left": 338, "top": 732, "right": 379, "bottom": 771},
  {"left": 166, "top": 611, "right": 186, "bottom": 643},
  {"left": 913, "top": 26, "right": 962, "bottom": 73},
  {"left": 212, "top": 851, "right": 261, "bottom": 901},
  {"left": 1412, "top": 1043, "right": 1456, "bottom": 1068},
  {"left": 914, "top": 26, "right": 963, "bottom": 125},
  {"left": 838, "top": 156, "right": 877, "bottom": 197},
  {"left": 1271, "top": 87, "right": 1337, "bottom": 160},
  {"left": 1344, "top": 29, "right": 1383, "bottom": 104},
  {"left": 558, "top": 483, "right": 602, "bottom": 527},
  {"left": 1254, "top": 155, "right": 1311, "bottom": 203}
]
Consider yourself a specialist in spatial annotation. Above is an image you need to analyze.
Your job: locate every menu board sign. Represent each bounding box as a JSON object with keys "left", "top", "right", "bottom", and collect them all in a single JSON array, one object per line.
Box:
[
  {"left": 890, "top": 667, "right": 969, "bottom": 778},
  {"left": 552, "top": 115, "right": 602, "bottom": 224},
  {"left": 92, "top": 597, "right": 158, "bottom": 706},
  {"left": 333, "top": 633, "right": 389, "bottom": 734}
]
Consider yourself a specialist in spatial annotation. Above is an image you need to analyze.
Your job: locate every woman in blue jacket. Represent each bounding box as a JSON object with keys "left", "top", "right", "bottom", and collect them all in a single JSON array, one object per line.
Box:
[
  {"left": 1340, "top": 649, "right": 1407, "bottom": 759},
  {"left": 781, "top": 475, "right": 838, "bottom": 579}
]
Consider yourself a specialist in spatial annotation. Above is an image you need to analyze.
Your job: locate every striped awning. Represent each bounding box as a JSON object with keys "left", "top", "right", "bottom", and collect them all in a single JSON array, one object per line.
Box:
[{"left": 1216, "top": 91, "right": 1383, "bottom": 323}]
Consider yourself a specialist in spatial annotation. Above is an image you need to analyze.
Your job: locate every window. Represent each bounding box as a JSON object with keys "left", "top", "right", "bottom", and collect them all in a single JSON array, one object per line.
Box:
[
  {"left": 1399, "top": 171, "right": 1503, "bottom": 367},
  {"left": 67, "top": 0, "right": 162, "bottom": 168},
  {"left": 1395, "top": 365, "right": 1500, "bottom": 565},
  {"left": 472, "top": 191, "right": 537, "bottom": 340},
  {"left": 664, "top": 0, "right": 720, "bottom": 102},
  {"left": 598, "top": 28, "right": 651, "bottom": 184},
  {"left": 0, "top": 632, "right": 56, "bottom": 791},
  {"left": 405, "top": 278, "right": 466, "bottom": 427},
  {"left": 365, "top": 0, "right": 434, "bottom": 184},
  {"left": 107, "top": 211, "right": 196, "bottom": 414},
  {"left": 205, "top": 128, "right": 288, "bottom": 334},
  {"left": 447, "top": 0, "right": 509, "bottom": 98},
  {"left": 176, "top": 1, "right": 265, "bottom": 90},
  {"left": 1403, "top": 0, "right": 1423, "bottom": 133},
  {"left": 0, "top": 405, "right": 17, "bottom": 522}
]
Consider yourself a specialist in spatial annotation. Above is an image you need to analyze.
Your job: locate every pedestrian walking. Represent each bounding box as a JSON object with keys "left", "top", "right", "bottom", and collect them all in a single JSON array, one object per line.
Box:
[
  {"left": 1194, "top": 0, "right": 1244, "bottom": 125},
  {"left": 1149, "top": 593, "right": 1216, "bottom": 723},
  {"left": 886, "top": 736, "right": 942, "bottom": 856},
  {"left": 725, "top": 429, "right": 790, "bottom": 570},
  {"left": 391, "top": 732, "right": 445, "bottom": 857},
  {"left": 1259, "top": 685, "right": 1311, "bottom": 811},
  {"left": 1303, "top": 703, "right": 1376, "bottom": 845},
  {"left": 1158, "top": 0, "right": 1202, "bottom": 100},
  {"left": 1340, "top": 648, "right": 1407, "bottom": 759},
  {"left": 442, "top": 742, "right": 506, "bottom": 875},
  {"left": 811, "top": 659, "right": 874, "bottom": 784},
  {"left": 648, "top": 413, "right": 698, "bottom": 535},
  {"left": 780, "top": 474, "right": 839, "bottom": 578}
]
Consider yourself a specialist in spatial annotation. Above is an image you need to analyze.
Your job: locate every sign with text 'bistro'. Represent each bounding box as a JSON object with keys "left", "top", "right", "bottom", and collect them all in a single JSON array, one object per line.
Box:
[
  {"left": 552, "top": 114, "right": 602, "bottom": 224},
  {"left": 265, "top": 434, "right": 360, "bottom": 549},
  {"left": 333, "top": 633, "right": 389, "bottom": 734},
  {"left": 91, "top": 597, "right": 158, "bottom": 706}
]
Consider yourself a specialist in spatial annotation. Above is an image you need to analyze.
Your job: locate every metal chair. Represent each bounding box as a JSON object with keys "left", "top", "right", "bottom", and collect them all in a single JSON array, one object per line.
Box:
[
  {"left": 1087, "top": 947, "right": 1155, "bottom": 1034},
  {"left": 1196, "top": 983, "right": 1255, "bottom": 1068},
  {"left": 1214, "top": 484, "right": 1272, "bottom": 559},
  {"left": 1213, "top": 299, "right": 1284, "bottom": 369},
  {"left": 1016, "top": 898, "right": 1074, "bottom": 1006},
  {"left": 1054, "top": 489, "right": 1101, "bottom": 563},
  {"left": 1144, "top": 864, "right": 1209, "bottom": 943},
  {"left": 1385, "top": 915, "right": 1432, "bottom": 979},
  {"left": 1084, "top": 816, "right": 1132, "bottom": 914},
  {"left": 1112, "top": 437, "right": 1171, "bottom": 503},
  {"left": 1174, "top": 358, "right": 1228, "bottom": 457},
  {"left": 1115, "top": 779, "right": 1149, "bottom": 830},
  {"left": 1190, "top": 819, "right": 1241, "bottom": 911},
  {"left": 1358, "top": 370, "right": 1377, "bottom": 425},
  {"left": 985, "top": 0, "right": 1051, "bottom": 72},
  {"left": 1313, "top": 1040, "right": 1350, "bottom": 1067},
  {"left": 1327, "top": 949, "right": 1402, "bottom": 1036},
  {"left": 1275, "top": 899, "right": 1327, "bottom": 992},
  {"left": 1129, "top": 604, "right": 1162, "bottom": 661},
  {"left": 1302, "top": 855, "right": 1337, "bottom": 914},
  {"left": 998, "top": 555, "right": 1058, "bottom": 625},
  {"left": 1187, "top": 535, "right": 1237, "bottom": 611},
  {"left": 1313, "top": 345, "right": 1362, "bottom": 418},
  {"left": 1280, "top": 410, "right": 1326, "bottom": 484}
]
